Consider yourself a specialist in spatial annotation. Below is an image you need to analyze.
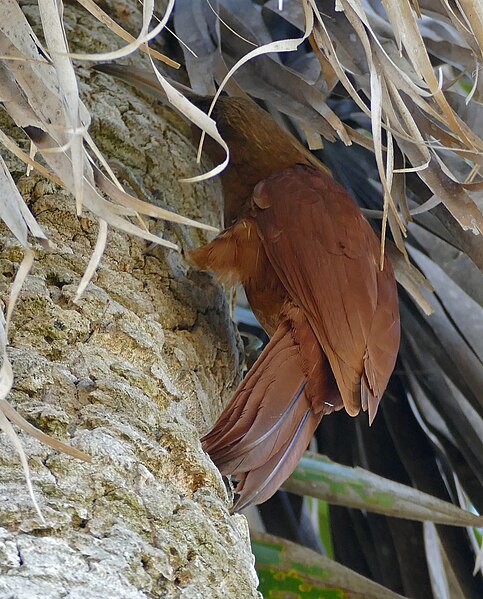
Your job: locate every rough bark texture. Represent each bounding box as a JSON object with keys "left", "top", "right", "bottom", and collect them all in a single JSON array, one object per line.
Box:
[{"left": 0, "top": 3, "right": 259, "bottom": 598}]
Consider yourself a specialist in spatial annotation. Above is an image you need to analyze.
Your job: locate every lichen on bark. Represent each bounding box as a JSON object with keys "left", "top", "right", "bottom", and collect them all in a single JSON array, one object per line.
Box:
[{"left": 0, "top": 2, "right": 259, "bottom": 597}]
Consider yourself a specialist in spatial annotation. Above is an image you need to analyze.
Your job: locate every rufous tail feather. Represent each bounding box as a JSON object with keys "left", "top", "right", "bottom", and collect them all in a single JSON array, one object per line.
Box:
[{"left": 202, "top": 304, "right": 342, "bottom": 511}]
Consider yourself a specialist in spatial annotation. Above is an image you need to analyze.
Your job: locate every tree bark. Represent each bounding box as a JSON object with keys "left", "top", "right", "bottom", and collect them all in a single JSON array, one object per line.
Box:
[{"left": 0, "top": 2, "right": 259, "bottom": 597}]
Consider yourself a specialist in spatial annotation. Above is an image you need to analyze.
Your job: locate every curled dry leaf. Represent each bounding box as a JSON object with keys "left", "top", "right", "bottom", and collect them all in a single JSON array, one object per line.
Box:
[{"left": 76, "top": 0, "right": 180, "bottom": 67}]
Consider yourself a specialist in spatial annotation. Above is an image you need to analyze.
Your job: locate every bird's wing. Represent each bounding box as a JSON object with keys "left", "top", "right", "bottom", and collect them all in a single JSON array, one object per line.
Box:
[{"left": 253, "top": 164, "right": 400, "bottom": 421}]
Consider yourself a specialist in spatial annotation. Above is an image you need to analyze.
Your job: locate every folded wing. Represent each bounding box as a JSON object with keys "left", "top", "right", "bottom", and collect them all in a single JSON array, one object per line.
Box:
[{"left": 253, "top": 164, "right": 400, "bottom": 422}]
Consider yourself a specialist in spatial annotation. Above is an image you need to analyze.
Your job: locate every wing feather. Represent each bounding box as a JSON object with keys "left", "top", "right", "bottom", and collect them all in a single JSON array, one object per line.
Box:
[{"left": 253, "top": 165, "right": 400, "bottom": 418}]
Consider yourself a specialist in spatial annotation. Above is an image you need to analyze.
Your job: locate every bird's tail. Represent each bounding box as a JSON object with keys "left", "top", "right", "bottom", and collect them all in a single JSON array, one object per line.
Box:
[{"left": 202, "top": 305, "right": 342, "bottom": 511}]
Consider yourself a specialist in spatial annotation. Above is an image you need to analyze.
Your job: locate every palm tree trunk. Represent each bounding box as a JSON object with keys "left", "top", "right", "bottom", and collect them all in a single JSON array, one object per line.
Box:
[{"left": 0, "top": 2, "right": 259, "bottom": 597}]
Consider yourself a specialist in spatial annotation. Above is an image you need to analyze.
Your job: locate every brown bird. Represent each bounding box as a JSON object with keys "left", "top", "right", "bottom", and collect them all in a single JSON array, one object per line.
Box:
[{"left": 93, "top": 65, "right": 400, "bottom": 511}]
